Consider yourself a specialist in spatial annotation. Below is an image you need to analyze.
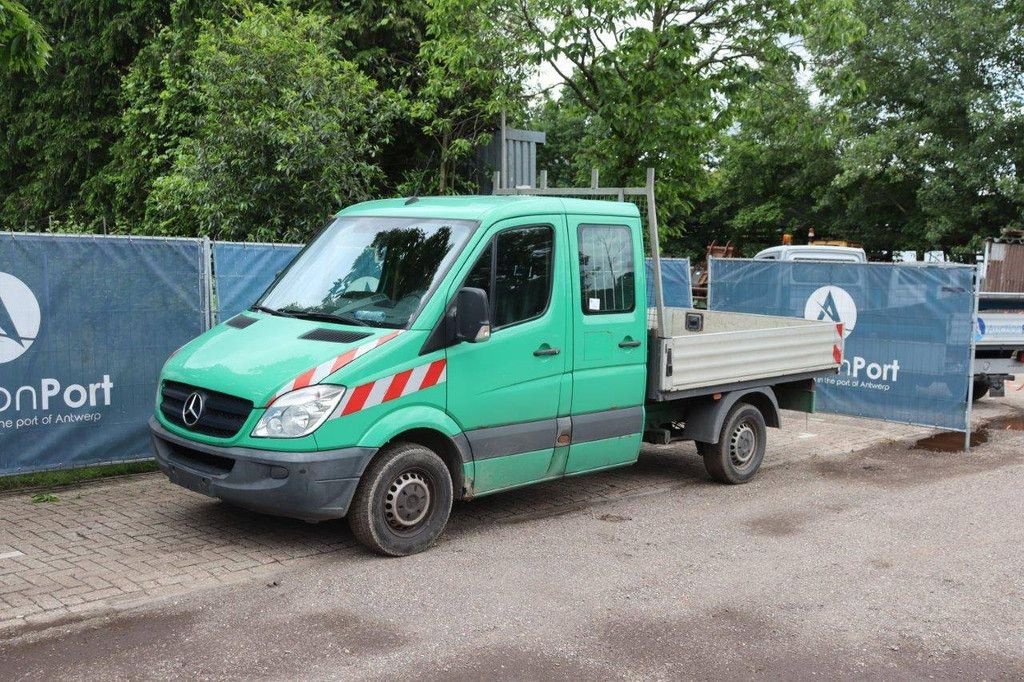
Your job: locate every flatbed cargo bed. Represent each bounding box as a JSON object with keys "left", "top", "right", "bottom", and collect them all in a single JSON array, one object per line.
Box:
[{"left": 647, "top": 308, "right": 843, "bottom": 401}]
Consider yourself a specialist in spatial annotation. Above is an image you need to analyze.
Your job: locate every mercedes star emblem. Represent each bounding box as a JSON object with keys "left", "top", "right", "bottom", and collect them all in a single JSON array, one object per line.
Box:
[{"left": 182, "top": 392, "right": 204, "bottom": 427}]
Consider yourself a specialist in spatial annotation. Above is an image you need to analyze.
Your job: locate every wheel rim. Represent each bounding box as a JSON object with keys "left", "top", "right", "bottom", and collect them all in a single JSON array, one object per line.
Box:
[
  {"left": 729, "top": 421, "right": 757, "bottom": 469},
  {"left": 384, "top": 470, "right": 432, "bottom": 534}
]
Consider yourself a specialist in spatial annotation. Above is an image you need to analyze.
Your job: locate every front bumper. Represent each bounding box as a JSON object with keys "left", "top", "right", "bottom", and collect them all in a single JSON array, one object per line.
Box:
[{"left": 149, "top": 418, "right": 375, "bottom": 522}]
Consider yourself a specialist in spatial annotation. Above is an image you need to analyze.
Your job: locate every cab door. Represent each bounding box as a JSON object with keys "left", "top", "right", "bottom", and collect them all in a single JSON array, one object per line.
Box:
[
  {"left": 445, "top": 215, "right": 571, "bottom": 493},
  {"left": 565, "top": 216, "right": 647, "bottom": 474}
]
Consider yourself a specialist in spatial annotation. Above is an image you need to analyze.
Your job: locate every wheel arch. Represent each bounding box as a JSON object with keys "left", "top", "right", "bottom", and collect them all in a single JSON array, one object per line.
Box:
[
  {"left": 356, "top": 405, "right": 471, "bottom": 500},
  {"left": 382, "top": 427, "right": 470, "bottom": 500},
  {"left": 680, "top": 387, "right": 780, "bottom": 444}
]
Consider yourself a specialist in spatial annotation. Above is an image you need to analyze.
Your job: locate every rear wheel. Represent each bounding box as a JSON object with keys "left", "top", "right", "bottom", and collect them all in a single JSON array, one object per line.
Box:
[
  {"left": 972, "top": 378, "right": 990, "bottom": 402},
  {"left": 697, "top": 403, "right": 767, "bottom": 484},
  {"left": 348, "top": 442, "right": 453, "bottom": 556}
]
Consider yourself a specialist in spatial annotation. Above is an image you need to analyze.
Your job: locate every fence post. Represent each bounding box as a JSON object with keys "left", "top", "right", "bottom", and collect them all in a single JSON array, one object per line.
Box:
[
  {"left": 964, "top": 265, "right": 981, "bottom": 451},
  {"left": 201, "top": 237, "right": 215, "bottom": 330}
]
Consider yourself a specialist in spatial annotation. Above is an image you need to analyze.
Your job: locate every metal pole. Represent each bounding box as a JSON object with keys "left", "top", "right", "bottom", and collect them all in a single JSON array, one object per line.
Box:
[
  {"left": 645, "top": 168, "right": 666, "bottom": 338},
  {"left": 981, "top": 239, "right": 990, "bottom": 288},
  {"left": 492, "top": 171, "right": 500, "bottom": 195},
  {"left": 591, "top": 168, "right": 599, "bottom": 190},
  {"left": 540, "top": 170, "right": 548, "bottom": 190},
  {"left": 201, "top": 237, "right": 215, "bottom": 330},
  {"left": 964, "top": 264, "right": 981, "bottom": 451},
  {"left": 500, "top": 111, "right": 508, "bottom": 191}
]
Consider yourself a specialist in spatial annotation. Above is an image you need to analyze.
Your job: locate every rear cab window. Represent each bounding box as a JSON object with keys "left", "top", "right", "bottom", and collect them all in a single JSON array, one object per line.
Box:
[{"left": 577, "top": 224, "right": 636, "bottom": 314}]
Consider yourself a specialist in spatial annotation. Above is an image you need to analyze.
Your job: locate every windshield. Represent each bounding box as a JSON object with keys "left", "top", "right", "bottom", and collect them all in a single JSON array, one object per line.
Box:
[{"left": 258, "top": 216, "right": 476, "bottom": 329}]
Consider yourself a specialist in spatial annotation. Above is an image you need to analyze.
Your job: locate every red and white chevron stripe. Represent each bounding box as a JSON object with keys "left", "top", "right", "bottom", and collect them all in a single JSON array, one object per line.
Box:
[
  {"left": 832, "top": 323, "right": 844, "bottom": 364},
  {"left": 333, "top": 358, "right": 447, "bottom": 418},
  {"left": 268, "top": 330, "right": 402, "bottom": 405}
]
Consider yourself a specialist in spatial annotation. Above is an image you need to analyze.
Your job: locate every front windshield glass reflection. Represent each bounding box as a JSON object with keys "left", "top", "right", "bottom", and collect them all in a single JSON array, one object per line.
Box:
[{"left": 258, "top": 216, "right": 476, "bottom": 329}]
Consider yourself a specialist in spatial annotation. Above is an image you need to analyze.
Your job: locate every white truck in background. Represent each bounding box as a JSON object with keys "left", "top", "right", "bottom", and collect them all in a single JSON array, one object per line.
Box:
[
  {"left": 753, "top": 245, "right": 867, "bottom": 263},
  {"left": 975, "top": 238, "right": 1024, "bottom": 398},
  {"left": 974, "top": 293, "right": 1024, "bottom": 398}
]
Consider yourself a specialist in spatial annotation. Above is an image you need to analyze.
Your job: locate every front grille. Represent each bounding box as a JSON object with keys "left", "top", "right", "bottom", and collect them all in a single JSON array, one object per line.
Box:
[
  {"left": 160, "top": 381, "right": 253, "bottom": 438},
  {"left": 299, "top": 328, "right": 371, "bottom": 344}
]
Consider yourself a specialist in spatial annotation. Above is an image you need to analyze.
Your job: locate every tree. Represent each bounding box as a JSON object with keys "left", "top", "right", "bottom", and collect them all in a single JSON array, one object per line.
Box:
[
  {"left": 411, "top": 0, "right": 531, "bottom": 193},
  {"left": 0, "top": 0, "right": 170, "bottom": 230},
  {"left": 708, "top": 66, "right": 840, "bottom": 254},
  {"left": 0, "top": 0, "right": 49, "bottom": 75},
  {"left": 105, "top": 1, "right": 227, "bottom": 230},
  {"left": 432, "top": 0, "right": 858, "bottom": 234},
  {"left": 811, "top": 0, "right": 1024, "bottom": 255},
  {"left": 144, "top": 3, "right": 402, "bottom": 241}
]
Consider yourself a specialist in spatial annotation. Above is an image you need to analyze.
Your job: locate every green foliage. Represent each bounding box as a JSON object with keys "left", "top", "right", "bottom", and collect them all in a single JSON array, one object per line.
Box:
[
  {"left": 493, "top": 0, "right": 860, "bottom": 236},
  {"left": 412, "top": 0, "right": 531, "bottom": 193},
  {"left": 143, "top": 3, "right": 402, "bottom": 241},
  {"left": 708, "top": 66, "right": 840, "bottom": 254},
  {"left": 0, "top": 0, "right": 171, "bottom": 231},
  {"left": 105, "top": 1, "right": 227, "bottom": 230},
  {"left": 0, "top": 0, "right": 49, "bottom": 75},
  {"left": 1, "top": 0, "right": 1021, "bottom": 258},
  {"left": 809, "top": 0, "right": 1024, "bottom": 252},
  {"left": 0, "top": 460, "right": 158, "bottom": 491}
]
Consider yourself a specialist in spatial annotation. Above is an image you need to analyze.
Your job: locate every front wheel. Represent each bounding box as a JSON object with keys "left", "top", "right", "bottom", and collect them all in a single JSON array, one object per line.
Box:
[
  {"left": 348, "top": 442, "right": 453, "bottom": 556},
  {"left": 696, "top": 403, "right": 767, "bottom": 484}
]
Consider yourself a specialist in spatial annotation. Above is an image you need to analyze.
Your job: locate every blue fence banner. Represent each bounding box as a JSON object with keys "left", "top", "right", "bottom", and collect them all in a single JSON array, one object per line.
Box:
[
  {"left": 709, "top": 259, "right": 975, "bottom": 430},
  {"left": 212, "top": 242, "right": 302, "bottom": 322},
  {"left": 646, "top": 257, "right": 692, "bottom": 308},
  {"left": 0, "top": 234, "right": 206, "bottom": 474}
]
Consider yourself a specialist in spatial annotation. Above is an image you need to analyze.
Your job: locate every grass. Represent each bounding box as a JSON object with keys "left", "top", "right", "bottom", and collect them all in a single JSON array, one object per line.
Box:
[{"left": 0, "top": 460, "right": 159, "bottom": 493}]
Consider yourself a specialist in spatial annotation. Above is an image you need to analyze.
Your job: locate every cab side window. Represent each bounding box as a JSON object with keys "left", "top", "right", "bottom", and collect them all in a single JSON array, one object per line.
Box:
[
  {"left": 464, "top": 226, "right": 554, "bottom": 330},
  {"left": 578, "top": 224, "right": 635, "bottom": 314}
]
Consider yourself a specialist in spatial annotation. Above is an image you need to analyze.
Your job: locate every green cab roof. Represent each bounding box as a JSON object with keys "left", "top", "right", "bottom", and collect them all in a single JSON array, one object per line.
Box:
[{"left": 336, "top": 195, "right": 641, "bottom": 223}]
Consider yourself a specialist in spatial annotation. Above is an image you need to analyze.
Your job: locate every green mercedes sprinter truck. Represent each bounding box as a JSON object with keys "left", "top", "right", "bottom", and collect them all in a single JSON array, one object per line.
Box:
[{"left": 151, "top": 196, "right": 842, "bottom": 555}]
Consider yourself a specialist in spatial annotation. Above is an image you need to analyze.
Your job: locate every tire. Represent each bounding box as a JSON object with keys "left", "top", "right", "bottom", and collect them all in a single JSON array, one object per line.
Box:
[
  {"left": 696, "top": 403, "right": 767, "bottom": 485},
  {"left": 972, "top": 379, "right": 990, "bottom": 402},
  {"left": 348, "top": 442, "right": 453, "bottom": 557}
]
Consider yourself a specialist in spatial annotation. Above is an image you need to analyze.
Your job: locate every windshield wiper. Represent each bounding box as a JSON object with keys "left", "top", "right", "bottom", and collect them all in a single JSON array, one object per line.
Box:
[
  {"left": 251, "top": 305, "right": 296, "bottom": 318},
  {"left": 281, "top": 310, "right": 373, "bottom": 327}
]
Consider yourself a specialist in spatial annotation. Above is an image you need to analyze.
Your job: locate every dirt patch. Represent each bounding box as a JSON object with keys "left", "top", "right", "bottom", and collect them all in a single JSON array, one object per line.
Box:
[
  {"left": 298, "top": 609, "right": 408, "bottom": 655},
  {"left": 400, "top": 646, "right": 611, "bottom": 682},
  {"left": 913, "top": 429, "right": 988, "bottom": 451},
  {"left": 746, "top": 512, "right": 805, "bottom": 537},
  {"left": 813, "top": 413, "right": 1023, "bottom": 489},
  {"left": 598, "top": 513, "right": 631, "bottom": 523},
  {"left": 0, "top": 611, "right": 197, "bottom": 680},
  {"left": 0, "top": 594, "right": 409, "bottom": 680},
  {"left": 599, "top": 609, "right": 1024, "bottom": 679},
  {"left": 989, "top": 414, "right": 1024, "bottom": 431}
]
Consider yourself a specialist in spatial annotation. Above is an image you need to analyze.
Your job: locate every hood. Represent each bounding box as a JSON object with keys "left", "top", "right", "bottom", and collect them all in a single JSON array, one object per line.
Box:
[{"left": 162, "top": 313, "right": 403, "bottom": 406}]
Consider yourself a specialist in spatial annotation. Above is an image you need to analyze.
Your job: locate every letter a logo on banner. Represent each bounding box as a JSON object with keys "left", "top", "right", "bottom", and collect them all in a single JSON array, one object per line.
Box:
[
  {"left": 0, "top": 272, "right": 42, "bottom": 364},
  {"left": 804, "top": 285, "right": 857, "bottom": 339}
]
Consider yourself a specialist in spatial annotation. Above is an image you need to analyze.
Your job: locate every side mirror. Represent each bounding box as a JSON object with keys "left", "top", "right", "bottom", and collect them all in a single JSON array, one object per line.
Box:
[{"left": 454, "top": 287, "right": 491, "bottom": 343}]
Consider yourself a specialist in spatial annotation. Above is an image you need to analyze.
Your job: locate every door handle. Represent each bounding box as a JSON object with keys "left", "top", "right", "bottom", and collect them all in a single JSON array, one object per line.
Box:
[
  {"left": 533, "top": 347, "right": 561, "bottom": 357},
  {"left": 618, "top": 339, "right": 642, "bottom": 348}
]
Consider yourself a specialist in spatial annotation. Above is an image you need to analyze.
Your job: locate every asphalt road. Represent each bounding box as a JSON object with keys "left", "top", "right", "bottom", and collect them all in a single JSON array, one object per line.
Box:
[{"left": 2, "top": 408, "right": 1023, "bottom": 680}]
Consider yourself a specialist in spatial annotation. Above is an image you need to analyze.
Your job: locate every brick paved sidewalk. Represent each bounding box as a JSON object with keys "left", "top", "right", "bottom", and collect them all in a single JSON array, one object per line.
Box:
[{"left": 1, "top": 395, "right": 1019, "bottom": 632}]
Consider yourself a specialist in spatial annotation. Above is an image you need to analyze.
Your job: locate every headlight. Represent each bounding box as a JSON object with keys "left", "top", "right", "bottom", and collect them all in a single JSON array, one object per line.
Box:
[{"left": 252, "top": 385, "right": 346, "bottom": 438}]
